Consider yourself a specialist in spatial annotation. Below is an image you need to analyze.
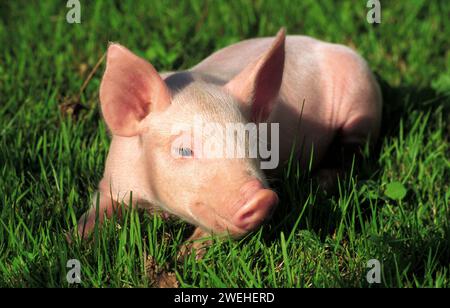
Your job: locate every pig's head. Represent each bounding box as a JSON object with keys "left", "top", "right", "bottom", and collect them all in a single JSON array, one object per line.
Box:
[{"left": 99, "top": 30, "right": 285, "bottom": 237}]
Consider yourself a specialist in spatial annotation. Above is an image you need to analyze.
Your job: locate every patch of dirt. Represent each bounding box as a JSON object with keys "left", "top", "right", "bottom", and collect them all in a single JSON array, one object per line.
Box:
[
  {"left": 157, "top": 272, "right": 179, "bottom": 288},
  {"left": 59, "top": 96, "right": 87, "bottom": 119},
  {"left": 144, "top": 254, "right": 179, "bottom": 288},
  {"left": 59, "top": 54, "right": 106, "bottom": 120}
]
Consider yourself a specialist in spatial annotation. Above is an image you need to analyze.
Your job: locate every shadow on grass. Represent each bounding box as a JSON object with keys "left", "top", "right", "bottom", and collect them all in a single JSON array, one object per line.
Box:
[{"left": 257, "top": 76, "right": 450, "bottom": 277}]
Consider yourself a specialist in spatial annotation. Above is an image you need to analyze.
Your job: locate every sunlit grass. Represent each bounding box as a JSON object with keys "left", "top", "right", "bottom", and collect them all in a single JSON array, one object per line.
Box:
[{"left": 0, "top": 0, "right": 449, "bottom": 287}]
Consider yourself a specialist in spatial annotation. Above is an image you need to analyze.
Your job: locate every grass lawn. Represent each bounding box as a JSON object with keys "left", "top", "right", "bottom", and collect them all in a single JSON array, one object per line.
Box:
[{"left": 0, "top": 0, "right": 449, "bottom": 287}]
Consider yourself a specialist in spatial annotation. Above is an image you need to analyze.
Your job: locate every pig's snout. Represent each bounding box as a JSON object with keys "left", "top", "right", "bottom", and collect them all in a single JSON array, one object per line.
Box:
[
  {"left": 187, "top": 179, "right": 278, "bottom": 237},
  {"left": 232, "top": 181, "right": 278, "bottom": 233}
]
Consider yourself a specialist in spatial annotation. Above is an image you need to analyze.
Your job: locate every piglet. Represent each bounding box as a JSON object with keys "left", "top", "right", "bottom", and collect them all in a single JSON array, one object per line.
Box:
[{"left": 77, "top": 28, "right": 381, "bottom": 247}]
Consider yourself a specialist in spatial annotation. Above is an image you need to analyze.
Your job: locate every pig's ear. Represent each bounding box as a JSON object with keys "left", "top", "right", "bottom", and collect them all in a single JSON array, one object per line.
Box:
[
  {"left": 225, "top": 28, "right": 286, "bottom": 122},
  {"left": 99, "top": 44, "right": 171, "bottom": 136}
]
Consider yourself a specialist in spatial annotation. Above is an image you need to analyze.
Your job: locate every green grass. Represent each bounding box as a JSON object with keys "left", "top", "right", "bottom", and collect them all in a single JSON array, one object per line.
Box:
[{"left": 0, "top": 0, "right": 449, "bottom": 287}]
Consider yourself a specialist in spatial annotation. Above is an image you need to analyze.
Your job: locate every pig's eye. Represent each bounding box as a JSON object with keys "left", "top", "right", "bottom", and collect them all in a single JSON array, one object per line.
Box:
[{"left": 177, "top": 147, "right": 193, "bottom": 157}]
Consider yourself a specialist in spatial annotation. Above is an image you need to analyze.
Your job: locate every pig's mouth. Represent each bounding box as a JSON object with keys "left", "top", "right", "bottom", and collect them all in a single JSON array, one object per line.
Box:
[{"left": 187, "top": 180, "right": 279, "bottom": 237}]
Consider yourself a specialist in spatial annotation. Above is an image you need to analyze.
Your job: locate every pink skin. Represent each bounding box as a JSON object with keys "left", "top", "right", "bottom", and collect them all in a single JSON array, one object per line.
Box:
[{"left": 77, "top": 28, "right": 382, "bottom": 244}]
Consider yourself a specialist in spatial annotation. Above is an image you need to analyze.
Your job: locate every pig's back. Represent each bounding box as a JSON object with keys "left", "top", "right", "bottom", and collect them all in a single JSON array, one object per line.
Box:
[
  {"left": 191, "top": 36, "right": 323, "bottom": 83},
  {"left": 190, "top": 36, "right": 341, "bottom": 125},
  {"left": 191, "top": 36, "right": 336, "bottom": 165},
  {"left": 191, "top": 36, "right": 380, "bottom": 168}
]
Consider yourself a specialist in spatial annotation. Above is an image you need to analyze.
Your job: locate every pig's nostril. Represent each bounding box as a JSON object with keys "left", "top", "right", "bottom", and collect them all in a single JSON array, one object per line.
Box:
[
  {"left": 241, "top": 210, "right": 255, "bottom": 221},
  {"left": 232, "top": 189, "right": 278, "bottom": 231}
]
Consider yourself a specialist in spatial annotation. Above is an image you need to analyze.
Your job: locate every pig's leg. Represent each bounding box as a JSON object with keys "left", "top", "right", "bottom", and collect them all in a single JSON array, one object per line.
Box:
[
  {"left": 76, "top": 190, "right": 125, "bottom": 240},
  {"left": 316, "top": 107, "right": 381, "bottom": 191},
  {"left": 317, "top": 57, "right": 382, "bottom": 191},
  {"left": 178, "top": 228, "right": 212, "bottom": 260},
  {"left": 315, "top": 142, "right": 364, "bottom": 192}
]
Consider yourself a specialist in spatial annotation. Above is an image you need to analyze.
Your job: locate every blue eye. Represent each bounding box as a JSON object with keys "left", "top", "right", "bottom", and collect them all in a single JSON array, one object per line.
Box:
[{"left": 178, "top": 147, "right": 193, "bottom": 157}]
